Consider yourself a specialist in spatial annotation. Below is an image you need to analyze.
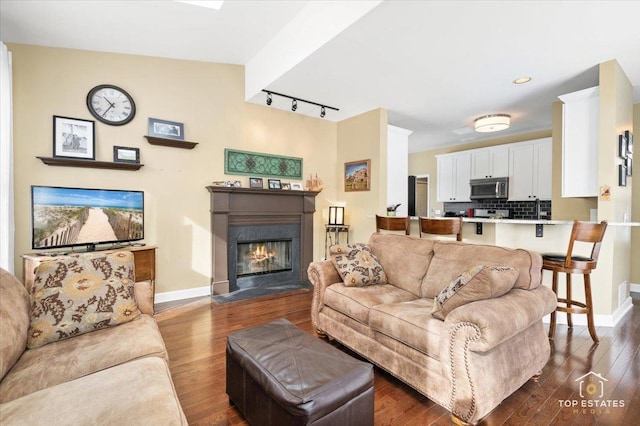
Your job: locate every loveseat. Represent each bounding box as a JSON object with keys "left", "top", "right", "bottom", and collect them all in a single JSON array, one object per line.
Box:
[
  {"left": 0, "top": 251, "right": 187, "bottom": 425},
  {"left": 308, "top": 233, "right": 557, "bottom": 424}
]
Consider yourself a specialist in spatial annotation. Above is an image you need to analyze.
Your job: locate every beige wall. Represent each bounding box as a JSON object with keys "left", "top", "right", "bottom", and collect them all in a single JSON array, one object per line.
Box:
[
  {"left": 633, "top": 103, "right": 639, "bottom": 284},
  {"left": 9, "top": 44, "right": 338, "bottom": 295},
  {"left": 336, "top": 108, "right": 387, "bottom": 244}
]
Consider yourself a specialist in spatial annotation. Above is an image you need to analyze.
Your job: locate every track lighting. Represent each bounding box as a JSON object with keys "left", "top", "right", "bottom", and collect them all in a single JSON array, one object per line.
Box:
[{"left": 260, "top": 90, "right": 339, "bottom": 118}]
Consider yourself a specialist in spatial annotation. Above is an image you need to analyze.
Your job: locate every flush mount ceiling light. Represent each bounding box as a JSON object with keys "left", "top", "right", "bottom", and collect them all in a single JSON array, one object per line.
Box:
[
  {"left": 513, "top": 76, "right": 532, "bottom": 84},
  {"left": 474, "top": 114, "right": 511, "bottom": 133}
]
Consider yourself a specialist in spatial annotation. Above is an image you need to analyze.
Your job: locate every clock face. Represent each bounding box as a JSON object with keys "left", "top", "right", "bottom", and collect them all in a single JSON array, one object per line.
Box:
[{"left": 86, "top": 84, "right": 136, "bottom": 125}]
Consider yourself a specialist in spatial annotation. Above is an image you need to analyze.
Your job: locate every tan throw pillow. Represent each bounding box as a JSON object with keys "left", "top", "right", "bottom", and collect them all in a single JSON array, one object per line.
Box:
[
  {"left": 431, "top": 265, "right": 518, "bottom": 320},
  {"left": 329, "top": 243, "right": 388, "bottom": 287},
  {"left": 27, "top": 251, "right": 140, "bottom": 348}
]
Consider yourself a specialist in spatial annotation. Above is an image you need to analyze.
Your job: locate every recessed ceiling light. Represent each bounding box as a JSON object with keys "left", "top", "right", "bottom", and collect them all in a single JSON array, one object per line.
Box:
[{"left": 513, "top": 77, "right": 532, "bottom": 85}]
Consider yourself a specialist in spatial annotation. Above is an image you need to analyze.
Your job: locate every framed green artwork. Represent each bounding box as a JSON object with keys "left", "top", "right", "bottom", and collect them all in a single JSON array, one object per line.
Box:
[{"left": 224, "top": 149, "right": 303, "bottom": 179}]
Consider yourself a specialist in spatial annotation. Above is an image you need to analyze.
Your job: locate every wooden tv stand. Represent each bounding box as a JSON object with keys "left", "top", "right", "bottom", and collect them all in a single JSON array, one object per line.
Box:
[{"left": 22, "top": 246, "right": 156, "bottom": 296}]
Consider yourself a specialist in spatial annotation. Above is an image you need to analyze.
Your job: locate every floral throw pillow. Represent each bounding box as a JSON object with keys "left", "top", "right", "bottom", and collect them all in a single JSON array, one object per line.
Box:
[
  {"left": 329, "top": 243, "right": 387, "bottom": 287},
  {"left": 431, "top": 265, "right": 519, "bottom": 320},
  {"left": 27, "top": 251, "right": 140, "bottom": 348}
]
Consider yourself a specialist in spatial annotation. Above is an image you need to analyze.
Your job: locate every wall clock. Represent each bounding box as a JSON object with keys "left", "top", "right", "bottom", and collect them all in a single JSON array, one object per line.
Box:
[{"left": 86, "top": 84, "right": 136, "bottom": 126}]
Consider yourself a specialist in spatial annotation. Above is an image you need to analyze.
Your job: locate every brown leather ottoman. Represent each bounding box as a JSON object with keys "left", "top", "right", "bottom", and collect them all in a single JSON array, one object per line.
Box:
[{"left": 226, "top": 318, "right": 374, "bottom": 425}]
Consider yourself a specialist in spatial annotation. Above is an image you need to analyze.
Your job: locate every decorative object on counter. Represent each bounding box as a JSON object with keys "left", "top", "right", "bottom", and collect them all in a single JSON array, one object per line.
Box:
[
  {"left": 474, "top": 114, "right": 510, "bottom": 133},
  {"left": 148, "top": 117, "right": 184, "bottom": 141},
  {"left": 249, "top": 177, "right": 263, "bottom": 188},
  {"left": 261, "top": 89, "right": 339, "bottom": 119},
  {"left": 113, "top": 146, "right": 140, "bottom": 164},
  {"left": 344, "top": 159, "right": 370, "bottom": 192},
  {"left": 267, "top": 178, "right": 281, "bottom": 189},
  {"left": 328, "top": 206, "right": 345, "bottom": 225},
  {"left": 224, "top": 148, "right": 302, "bottom": 179},
  {"left": 53, "top": 116, "right": 95, "bottom": 160},
  {"left": 386, "top": 204, "right": 401, "bottom": 217},
  {"left": 305, "top": 173, "right": 323, "bottom": 191}
]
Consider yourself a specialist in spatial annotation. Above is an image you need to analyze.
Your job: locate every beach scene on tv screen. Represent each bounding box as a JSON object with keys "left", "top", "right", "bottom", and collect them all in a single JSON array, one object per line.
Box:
[{"left": 33, "top": 187, "right": 143, "bottom": 248}]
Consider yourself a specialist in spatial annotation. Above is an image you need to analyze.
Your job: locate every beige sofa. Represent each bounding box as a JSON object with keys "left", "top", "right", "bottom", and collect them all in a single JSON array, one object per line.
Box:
[
  {"left": 308, "top": 233, "right": 557, "bottom": 424},
  {"left": 0, "top": 257, "right": 187, "bottom": 425}
]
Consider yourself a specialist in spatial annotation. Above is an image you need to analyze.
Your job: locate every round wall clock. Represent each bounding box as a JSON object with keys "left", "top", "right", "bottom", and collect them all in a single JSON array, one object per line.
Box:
[{"left": 86, "top": 84, "right": 136, "bottom": 126}]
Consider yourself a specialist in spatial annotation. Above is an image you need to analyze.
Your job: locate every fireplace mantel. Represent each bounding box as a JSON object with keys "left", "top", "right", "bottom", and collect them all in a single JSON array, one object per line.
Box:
[{"left": 206, "top": 186, "right": 319, "bottom": 295}]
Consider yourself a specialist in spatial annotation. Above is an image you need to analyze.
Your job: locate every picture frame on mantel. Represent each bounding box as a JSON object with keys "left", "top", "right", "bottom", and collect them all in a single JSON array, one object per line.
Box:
[
  {"left": 53, "top": 115, "right": 95, "bottom": 160},
  {"left": 344, "top": 159, "right": 371, "bottom": 192}
]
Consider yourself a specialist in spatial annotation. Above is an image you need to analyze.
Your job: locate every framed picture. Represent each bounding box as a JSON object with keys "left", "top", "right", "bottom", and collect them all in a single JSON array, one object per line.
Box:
[
  {"left": 619, "top": 164, "right": 627, "bottom": 187},
  {"left": 281, "top": 182, "right": 291, "bottom": 190},
  {"left": 344, "top": 159, "right": 371, "bottom": 192},
  {"left": 148, "top": 117, "right": 184, "bottom": 141},
  {"left": 53, "top": 116, "right": 95, "bottom": 160},
  {"left": 249, "top": 177, "right": 263, "bottom": 189},
  {"left": 290, "top": 182, "right": 303, "bottom": 191},
  {"left": 268, "top": 179, "right": 281, "bottom": 189},
  {"left": 626, "top": 156, "right": 633, "bottom": 176},
  {"left": 619, "top": 134, "right": 628, "bottom": 159},
  {"left": 113, "top": 146, "right": 140, "bottom": 163},
  {"left": 625, "top": 130, "right": 633, "bottom": 156}
]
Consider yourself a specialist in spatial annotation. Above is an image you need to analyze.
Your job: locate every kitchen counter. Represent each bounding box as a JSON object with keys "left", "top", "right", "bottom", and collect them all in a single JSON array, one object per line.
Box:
[{"left": 410, "top": 217, "right": 640, "bottom": 227}]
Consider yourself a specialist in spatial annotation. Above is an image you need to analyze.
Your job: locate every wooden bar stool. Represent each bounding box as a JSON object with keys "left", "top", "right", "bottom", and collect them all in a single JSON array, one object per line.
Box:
[
  {"left": 375, "top": 215, "right": 410, "bottom": 235},
  {"left": 419, "top": 217, "right": 462, "bottom": 241},
  {"left": 542, "top": 220, "right": 607, "bottom": 343}
]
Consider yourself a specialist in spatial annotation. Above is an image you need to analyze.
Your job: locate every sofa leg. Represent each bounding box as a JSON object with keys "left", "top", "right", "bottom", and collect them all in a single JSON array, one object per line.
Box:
[
  {"left": 314, "top": 328, "right": 327, "bottom": 339},
  {"left": 530, "top": 371, "right": 543, "bottom": 383},
  {"left": 450, "top": 414, "right": 473, "bottom": 426}
]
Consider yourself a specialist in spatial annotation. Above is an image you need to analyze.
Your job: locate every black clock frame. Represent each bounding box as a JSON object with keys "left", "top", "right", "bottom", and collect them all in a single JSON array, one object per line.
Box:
[{"left": 86, "top": 84, "right": 136, "bottom": 126}]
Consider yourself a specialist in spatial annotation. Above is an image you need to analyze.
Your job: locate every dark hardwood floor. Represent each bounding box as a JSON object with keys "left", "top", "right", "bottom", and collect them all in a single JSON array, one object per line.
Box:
[{"left": 155, "top": 290, "right": 640, "bottom": 425}]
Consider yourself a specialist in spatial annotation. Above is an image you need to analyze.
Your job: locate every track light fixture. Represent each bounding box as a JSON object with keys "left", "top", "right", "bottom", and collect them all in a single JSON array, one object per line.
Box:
[{"left": 261, "top": 90, "right": 339, "bottom": 119}]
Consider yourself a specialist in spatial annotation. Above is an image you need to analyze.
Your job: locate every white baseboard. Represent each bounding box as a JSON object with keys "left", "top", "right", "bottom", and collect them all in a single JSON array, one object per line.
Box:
[
  {"left": 154, "top": 285, "right": 211, "bottom": 304},
  {"left": 631, "top": 283, "right": 640, "bottom": 293},
  {"left": 542, "top": 296, "right": 634, "bottom": 328}
]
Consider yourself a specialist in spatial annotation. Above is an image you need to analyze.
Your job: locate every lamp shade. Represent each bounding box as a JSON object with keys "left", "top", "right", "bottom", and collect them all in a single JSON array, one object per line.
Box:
[
  {"left": 474, "top": 114, "right": 510, "bottom": 133},
  {"left": 328, "top": 206, "right": 344, "bottom": 225}
]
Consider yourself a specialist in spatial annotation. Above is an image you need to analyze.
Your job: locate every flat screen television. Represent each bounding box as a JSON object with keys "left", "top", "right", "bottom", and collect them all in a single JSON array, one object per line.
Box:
[{"left": 31, "top": 185, "right": 144, "bottom": 252}]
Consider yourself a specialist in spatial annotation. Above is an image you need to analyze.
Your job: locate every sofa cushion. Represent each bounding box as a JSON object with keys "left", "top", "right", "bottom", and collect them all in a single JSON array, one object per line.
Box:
[
  {"left": 367, "top": 233, "right": 435, "bottom": 297},
  {"left": 0, "top": 314, "right": 167, "bottom": 404},
  {"left": 431, "top": 265, "right": 519, "bottom": 320},
  {"left": 369, "top": 299, "right": 443, "bottom": 360},
  {"left": 0, "top": 269, "right": 31, "bottom": 381},
  {"left": 324, "top": 283, "right": 417, "bottom": 325},
  {"left": 0, "top": 357, "right": 187, "bottom": 425},
  {"left": 420, "top": 241, "right": 542, "bottom": 298},
  {"left": 27, "top": 251, "right": 141, "bottom": 348},
  {"left": 329, "top": 243, "right": 387, "bottom": 287}
]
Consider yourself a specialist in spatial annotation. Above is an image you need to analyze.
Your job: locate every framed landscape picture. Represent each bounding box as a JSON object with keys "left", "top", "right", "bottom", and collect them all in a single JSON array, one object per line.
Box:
[{"left": 344, "top": 159, "right": 370, "bottom": 192}]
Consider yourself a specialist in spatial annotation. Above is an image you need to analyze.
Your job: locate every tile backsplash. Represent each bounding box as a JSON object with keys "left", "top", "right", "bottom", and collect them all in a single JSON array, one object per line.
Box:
[{"left": 443, "top": 199, "right": 552, "bottom": 220}]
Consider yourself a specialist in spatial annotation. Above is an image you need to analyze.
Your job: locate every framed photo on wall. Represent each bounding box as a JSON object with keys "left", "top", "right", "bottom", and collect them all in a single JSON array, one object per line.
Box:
[
  {"left": 344, "top": 159, "right": 371, "bottom": 192},
  {"left": 113, "top": 146, "right": 140, "bottom": 164},
  {"left": 53, "top": 116, "right": 95, "bottom": 160},
  {"left": 148, "top": 117, "right": 184, "bottom": 141}
]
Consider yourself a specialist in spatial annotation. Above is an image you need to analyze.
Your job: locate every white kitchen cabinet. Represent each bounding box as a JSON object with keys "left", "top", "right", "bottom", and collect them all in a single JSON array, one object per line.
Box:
[
  {"left": 558, "top": 86, "right": 599, "bottom": 197},
  {"left": 508, "top": 138, "right": 552, "bottom": 201},
  {"left": 437, "top": 152, "right": 471, "bottom": 202},
  {"left": 471, "top": 145, "right": 509, "bottom": 179}
]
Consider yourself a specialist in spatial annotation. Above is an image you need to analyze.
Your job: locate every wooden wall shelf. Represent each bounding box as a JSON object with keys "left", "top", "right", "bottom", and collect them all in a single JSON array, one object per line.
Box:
[
  {"left": 144, "top": 136, "right": 198, "bottom": 149},
  {"left": 37, "top": 156, "right": 144, "bottom": 171}
]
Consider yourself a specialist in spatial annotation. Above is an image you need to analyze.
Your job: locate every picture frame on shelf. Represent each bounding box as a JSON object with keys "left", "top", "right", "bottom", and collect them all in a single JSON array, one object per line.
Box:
[
  {"left": 148, "top": 117, "right": 184, "bottom": 141},
  {"left": 281, "top": 182, "right": 291, "bottom": 190},
  {"left": 344, "top": 159, "right": 371, "bottom": 192},
  {"left": 290, "top": 182, "right": 303, "bottom": 191},
  {"left": 53, "top": 116, "right": 95, "bottom": 160},
  {"left": 249, "top": 177, "right": 263, "bottom": 189},
  {"left": 268, "top": 179, "right": 281, "bottom": 190},
  {"left": 113, "top": 146, "right": 140, "bottom": 164}
]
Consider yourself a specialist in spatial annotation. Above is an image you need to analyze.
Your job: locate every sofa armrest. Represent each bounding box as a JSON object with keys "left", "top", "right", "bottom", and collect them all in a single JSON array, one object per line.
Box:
[
  {"left": 307, "top": 261, "right": 342, "bottom": 330},
  {"left": 134, "top": 281, "right": 155, "bottom": 316},
  {"left": 442, "top": 285, "right": 557, "bottom": 353}
]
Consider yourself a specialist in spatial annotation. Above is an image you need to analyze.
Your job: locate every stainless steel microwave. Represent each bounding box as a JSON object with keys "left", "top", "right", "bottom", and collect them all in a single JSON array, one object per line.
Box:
[{"left": 469, "top": 177, "right": 509, "bottom": 200}]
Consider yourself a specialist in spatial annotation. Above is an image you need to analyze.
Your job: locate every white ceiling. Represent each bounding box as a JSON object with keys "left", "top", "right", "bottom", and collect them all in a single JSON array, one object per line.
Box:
[{"left": 2, "top": 0, "right": 640, "bottom": 153}]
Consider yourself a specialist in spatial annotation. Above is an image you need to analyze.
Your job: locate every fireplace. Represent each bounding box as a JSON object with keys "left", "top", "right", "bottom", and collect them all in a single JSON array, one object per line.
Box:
[{"left": 207, "top": 187, "right": 318, "bottom": 295}]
